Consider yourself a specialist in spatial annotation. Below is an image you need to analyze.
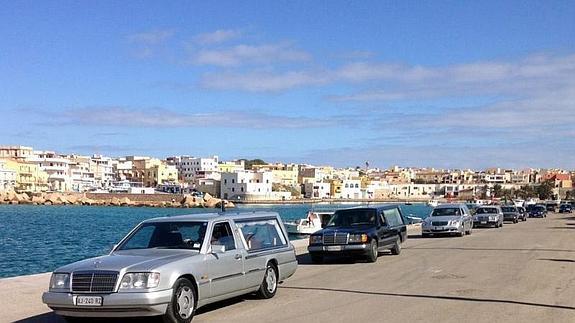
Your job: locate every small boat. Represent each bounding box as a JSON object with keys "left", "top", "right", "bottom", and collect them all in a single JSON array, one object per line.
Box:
[
  {"left": 427, "top": 200, "right": 439, "bottom": 207},
  {"left": 284, "top": 211, "right": 333, "bottom": 235}
]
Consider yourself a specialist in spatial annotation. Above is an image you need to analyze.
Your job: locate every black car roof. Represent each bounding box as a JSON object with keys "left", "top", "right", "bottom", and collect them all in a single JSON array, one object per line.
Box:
[{"left": 338, "top": 204, "right": 401, "bottom": 211}]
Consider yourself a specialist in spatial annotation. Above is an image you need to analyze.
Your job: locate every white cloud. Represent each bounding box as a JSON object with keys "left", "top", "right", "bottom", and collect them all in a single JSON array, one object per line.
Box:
[
  {"left": 193, "top": 42, "right": 311, "bottom": 66},
  {"left": 194, "top": 29, "right": 242, "bottom": 44},
  {"left": 200, "top": 70, "right": 328, "bottom": 92}
]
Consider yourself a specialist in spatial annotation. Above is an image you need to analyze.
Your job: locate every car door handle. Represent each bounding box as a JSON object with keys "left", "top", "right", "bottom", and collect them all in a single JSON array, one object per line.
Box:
[{"left": 234, "top": 254, "right": 242, "bottom": 260}]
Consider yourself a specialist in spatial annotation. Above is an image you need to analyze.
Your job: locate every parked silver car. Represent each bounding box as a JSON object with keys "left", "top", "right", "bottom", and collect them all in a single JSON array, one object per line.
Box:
[
  {"left": 422, "top": 203, "right": 473, "bottom": 237},
  {"left": 42, "top": 212, "right": 297, "bottom": 322},
  {"left": 473, "top": 206, "right": 504, "bottom": 228}
]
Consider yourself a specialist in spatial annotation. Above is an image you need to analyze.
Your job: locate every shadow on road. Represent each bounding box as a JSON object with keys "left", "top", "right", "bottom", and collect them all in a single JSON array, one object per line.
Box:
[
  {"left": 280, "top": 286, "right": 575, "bottom": 311},
  {"left": 537, "top": 258, "right": 575, "bottom": 263},
  {"left": 404, "top": 247, "right": 575, "bottom": 253}
]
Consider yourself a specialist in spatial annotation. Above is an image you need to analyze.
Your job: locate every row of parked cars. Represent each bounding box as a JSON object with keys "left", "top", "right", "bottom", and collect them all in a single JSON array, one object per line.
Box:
[
  {"left": 41, "top": 199, "right": 566, "bottom": 322},
  {"left": 420, "top": 202, "right": 559, "bottom": 237}
]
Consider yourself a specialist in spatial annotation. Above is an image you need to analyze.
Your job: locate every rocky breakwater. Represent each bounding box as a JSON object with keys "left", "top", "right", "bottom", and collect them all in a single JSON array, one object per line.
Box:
[{"left": 0, "top": 190, "right": 235, "bottom": 209}]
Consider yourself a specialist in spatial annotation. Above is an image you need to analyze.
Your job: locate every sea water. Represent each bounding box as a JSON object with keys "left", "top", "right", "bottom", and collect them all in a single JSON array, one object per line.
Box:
[{"left": 0, "top": 203, "right": 431, "bottom": 278}]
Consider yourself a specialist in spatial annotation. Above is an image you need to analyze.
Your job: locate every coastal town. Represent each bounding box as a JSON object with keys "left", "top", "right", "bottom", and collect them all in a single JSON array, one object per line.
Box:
[{"left": 0, "top": 145, "right": 573, "bottom": 206}]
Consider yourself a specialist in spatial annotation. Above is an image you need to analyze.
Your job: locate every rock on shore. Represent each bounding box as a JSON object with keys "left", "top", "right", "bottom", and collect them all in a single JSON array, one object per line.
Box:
[{"left": 0, "top": 190, "right": 234, "bottom": 209}]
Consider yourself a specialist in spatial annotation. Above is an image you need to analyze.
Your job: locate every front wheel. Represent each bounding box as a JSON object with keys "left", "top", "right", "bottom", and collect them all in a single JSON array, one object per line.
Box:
[
  {"left": 390, "top": 237, "right": 401, "bottom": 255},
  {"left": 366, "top": 239, "right": 378, "bottom": 263},
  {"left": 257, "top": 263, "right": 278, "bottom": 299},
  {"left": 163, "top": 278, "right": 196, "bottom": 323}
]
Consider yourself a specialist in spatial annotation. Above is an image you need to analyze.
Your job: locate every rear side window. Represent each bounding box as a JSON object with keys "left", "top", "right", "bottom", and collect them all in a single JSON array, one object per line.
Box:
[
  {"left": 383, "top": 208, "right": 404, "bottom": 227},
  {"left": 236, "top": 219, "right": 287, "bottom": 252}
]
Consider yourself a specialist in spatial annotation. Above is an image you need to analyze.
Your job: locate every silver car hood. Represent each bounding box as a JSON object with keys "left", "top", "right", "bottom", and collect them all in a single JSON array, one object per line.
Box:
[{"left": 55, "top": 249, "right": 199, "bottom": 273}]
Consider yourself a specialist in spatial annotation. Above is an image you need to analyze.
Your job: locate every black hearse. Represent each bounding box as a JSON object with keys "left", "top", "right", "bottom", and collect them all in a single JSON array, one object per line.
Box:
[{"left": 307, "top": 205, "right": 407, "bottom": 263}]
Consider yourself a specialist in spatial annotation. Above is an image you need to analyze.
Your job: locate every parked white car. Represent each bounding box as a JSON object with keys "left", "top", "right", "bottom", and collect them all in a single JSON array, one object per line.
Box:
[
  {"left": 42, "top": 212, "right": 297, "bottom": 322},
  {"left": 422, "top": 203, "right": 473, "bottom": 237}
]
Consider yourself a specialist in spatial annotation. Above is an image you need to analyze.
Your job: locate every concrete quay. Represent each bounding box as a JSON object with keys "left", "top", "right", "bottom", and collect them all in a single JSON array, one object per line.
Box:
[{"left": 1, "top": 217, "right": 574, "bottom": 322}]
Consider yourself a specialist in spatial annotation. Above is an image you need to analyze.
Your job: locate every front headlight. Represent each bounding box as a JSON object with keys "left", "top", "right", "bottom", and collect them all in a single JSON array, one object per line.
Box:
[
  {"left": 349, "top": 234, "right": 368, "bottom": 243},
  {"left": 119, "top": 272, "right": 160, "bottom": 290},
  {"left": 49, "top": 273, "right": 70, "bottom": 292},
  {"left": 489, "top": 216, "right": 496, "bottom": 221},
  {"left": 309, "top": 235, "right": 322, "bottom": 244},
  {"left": 449, "top": 220, "right": 460, "bottom": 226}
]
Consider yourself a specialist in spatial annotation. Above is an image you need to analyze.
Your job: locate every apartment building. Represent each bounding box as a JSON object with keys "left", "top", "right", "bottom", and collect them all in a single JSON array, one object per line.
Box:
[
  {"left": 0, "top": 146, "right": 34, "bottom": 160},
  {"left": 27, "top": 151, "right": 72, "bottom": 192},
  {"left": 0, "top": 160, "right": 17, "bottom": 191},
  {"left": 220, "top": 171, "right": 273, "bottom": 201},
  {"left": 303, "top": 182, "right": 331, "bottom": 199},
  {"left": 176, "top": 156, "right": 219, "bottom": 181},
  {"left": 3, "top": 159, "right": 49, "bottom": 193}
]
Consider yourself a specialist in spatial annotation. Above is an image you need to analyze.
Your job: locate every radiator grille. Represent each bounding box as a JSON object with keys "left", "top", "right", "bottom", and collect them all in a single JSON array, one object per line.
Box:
[{"left": 72, "top": 271, "right": 118, "bottom": 293}]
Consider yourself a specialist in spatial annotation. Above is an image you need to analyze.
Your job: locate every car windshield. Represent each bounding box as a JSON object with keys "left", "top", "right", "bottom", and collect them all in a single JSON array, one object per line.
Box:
[
  {"left": 118, "top": 221, "right": 207, "bottom": 251},
  {"left": 476, "top": 208, "right": 497, "bottom": 214},
  {"left": 501, "top": 207, "right": 516, "bottom": 212},
  {"left": 326, "top": 209, "right": 376, "bottom": 227},
  {"left": 431, "top": 208, "right": 461, "bottom": 217},
  {"left": 533, "top": 206, "right": 545, "bottom": 211}
]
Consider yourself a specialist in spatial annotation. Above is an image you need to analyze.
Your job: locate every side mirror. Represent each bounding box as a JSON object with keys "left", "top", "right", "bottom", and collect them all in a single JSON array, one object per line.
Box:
[{"left": 211, "top": 244, "right": 226, "bottom": 254}]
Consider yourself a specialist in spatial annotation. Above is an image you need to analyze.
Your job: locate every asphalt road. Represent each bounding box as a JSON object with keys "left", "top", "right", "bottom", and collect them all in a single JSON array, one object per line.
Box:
[{"left": 4, "top": 212, "right": 575, "bottom": 323}]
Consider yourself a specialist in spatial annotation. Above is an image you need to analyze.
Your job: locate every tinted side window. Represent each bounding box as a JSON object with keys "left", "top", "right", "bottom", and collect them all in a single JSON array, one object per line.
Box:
[
  {"left": 383, "top": 208, "right": 403, "bottom": 227},
  {"left": 236, "top": 219, "right": 287, "bottom": 252},
  {"left": 211, "top": 222, "right": 236, "bottom": 251}
]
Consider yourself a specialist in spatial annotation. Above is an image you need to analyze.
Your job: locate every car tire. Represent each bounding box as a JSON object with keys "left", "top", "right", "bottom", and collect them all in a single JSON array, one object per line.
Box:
[
  {"left": 163, "top": 278, "right": 196, "bottom": 323},
  {"left": 62, "top": 316, "right": 81, "bottom": 323},
  {"left": 257, "top": 263, "right": 278, "bottom": 299},
  {"left": 467, "top": 225, "right": 472, "bottom": 235},
  {"left": 366, "top": 239, "right": 378, "bottom": 263},
  {"left": 390, "top": 237, "right": 401, "bottom": 255},
  {"left": 310, "top": 253, "right": 324, "bottom": 264}
]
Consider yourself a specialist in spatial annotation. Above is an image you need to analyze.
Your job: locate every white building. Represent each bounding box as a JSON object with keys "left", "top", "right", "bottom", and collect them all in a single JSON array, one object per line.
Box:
[
  {"left": 27, "top": 151, "right": 72, "bottom": 192},
  {"left": 0, "top": 160, "right": 17, "bottom": 191},
  {"left": 304, "top": 182, "right": 331, "bottom": 199},
  {"left": 221, "top": 171, "right": 274, "bottom": 201},
  {"left": 389, "top": 184, "right": 439, "bottom": 199},
  {"left": 90, "top": 155, "right": 115, "bottom": 188},
  {"left": 340, "top": 179, "right": 362, "bottom": 199},
  {"left": 68, "top": 156, "right": 96, "bottom": 192},
  {"left": 176, "top": 156, "right": 219, "bottom": 181}
]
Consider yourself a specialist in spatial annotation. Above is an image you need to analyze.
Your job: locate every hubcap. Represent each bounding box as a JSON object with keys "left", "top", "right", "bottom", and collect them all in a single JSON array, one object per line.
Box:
[
  {"left": 265, "top": 267, "right": 277, "bottom": 293},
  {"left": 176, "top": 286, "right": 194, "bottom": 319}
]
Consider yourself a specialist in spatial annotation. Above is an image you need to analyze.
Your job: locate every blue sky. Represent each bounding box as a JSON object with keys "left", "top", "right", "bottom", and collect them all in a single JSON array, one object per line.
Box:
[{"left": 1, "top": 1, "right": 574, "bottom": 169}]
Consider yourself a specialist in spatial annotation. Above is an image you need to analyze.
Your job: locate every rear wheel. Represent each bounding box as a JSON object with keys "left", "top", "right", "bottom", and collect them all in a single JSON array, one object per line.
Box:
[
  {"left": 257, "top": 263, "right": 278, "bottom": 299},
  {"left": 366, "top": 239, "right": 378, "bottom": 263},
  {"left": 390, "top": 237, "right": 401, "bottom": 255},
  {"left": 163, "top": 278, "right": 196, "bottom": 323}
]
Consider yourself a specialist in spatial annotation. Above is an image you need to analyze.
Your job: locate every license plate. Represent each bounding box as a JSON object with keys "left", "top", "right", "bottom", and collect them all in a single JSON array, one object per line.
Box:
[
  {"left": 76, "top": 296, "right": 103, "bottom": 306},
  {"left": 434, "top": 227, "right": 443, "bottom": 231},
  {"left": 325, "top": 246, "right": 342, "bottom": 251},
  {"left": 481, "top": 221, "right": 487, "bottom": 224}
]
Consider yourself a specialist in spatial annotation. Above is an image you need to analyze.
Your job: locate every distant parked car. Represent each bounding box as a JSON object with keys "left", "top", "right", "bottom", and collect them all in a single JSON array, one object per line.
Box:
[
  {"left": 530, "top": 205, "right": 547, "bottom": 218},
  {"left": 516, "top": 206, "right": 528, "bottom": 221},
  {"left": 421, "top": 203, "right": 473, "bottom": 237},
  {"left": 545, "top": 203, "right": 557, "bottom": 212},
  {"left": 559, "top": 204, "right": 572, "bottom": 213},
  {"left": 473, "top": 206, "right": 504, "bottom": 228},
  {"left": 43, "top": 212, "right": 297, "bottom": 322},
  {"left": 501, "top": 206, "right": 520, "bottom": 224},
  {"left": 308, "top": 205, "right": 407, "bottom": 263}
]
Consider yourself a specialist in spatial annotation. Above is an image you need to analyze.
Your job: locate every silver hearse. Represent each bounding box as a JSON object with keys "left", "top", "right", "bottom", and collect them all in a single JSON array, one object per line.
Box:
[{"left": 42, "top": 212, "right": 297, "bottom": 322}]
